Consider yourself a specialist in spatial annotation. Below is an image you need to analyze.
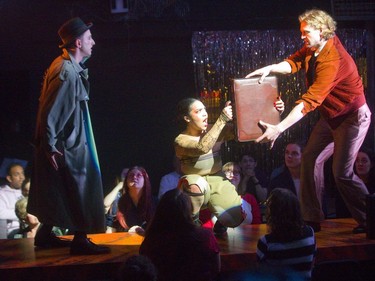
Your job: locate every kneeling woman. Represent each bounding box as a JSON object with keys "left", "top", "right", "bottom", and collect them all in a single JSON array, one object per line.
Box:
[{"left": 174, "top": 98, "right": 253, "bottom": 231}]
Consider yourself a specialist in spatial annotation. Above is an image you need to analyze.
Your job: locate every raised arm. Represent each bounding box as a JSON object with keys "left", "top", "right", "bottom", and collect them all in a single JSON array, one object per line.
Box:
[{"left": 175, "top": 103, "right": 232, "bottom": 157}]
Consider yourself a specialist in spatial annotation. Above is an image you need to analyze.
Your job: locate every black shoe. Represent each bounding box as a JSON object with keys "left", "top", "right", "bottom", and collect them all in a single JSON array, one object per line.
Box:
[
  {"left": 70, "top": 238, "right": 110, "bottom": 255},
  {"left": 35, "top": 233, "right": 72, "bottom": 248},
  {"left": 305, "top": 221, "right": 321, "bottom": 232},
  {"left": 213, "top": 221, "right": 227, "bottom": 235},
  {"left": 353, "top": 225, "right": 366, "bottom": 234}
]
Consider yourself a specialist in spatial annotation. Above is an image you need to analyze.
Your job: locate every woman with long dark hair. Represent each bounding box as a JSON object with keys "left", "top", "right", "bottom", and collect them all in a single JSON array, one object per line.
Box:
[
  {"left": 140, "top": 188, "right": 220, "bottom": 281},
  {"left": 115, "top": 166, "right": 155, "bottom": 233}
]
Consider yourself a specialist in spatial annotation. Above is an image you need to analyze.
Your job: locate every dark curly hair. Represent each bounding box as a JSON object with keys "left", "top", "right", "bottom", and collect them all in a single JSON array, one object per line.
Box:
[{"left": 266, "top": 188, "right": 305, "bottom": 241}]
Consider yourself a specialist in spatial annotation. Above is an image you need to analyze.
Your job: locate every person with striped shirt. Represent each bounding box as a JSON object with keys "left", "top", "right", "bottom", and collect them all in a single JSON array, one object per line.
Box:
[{"left": 257, "top": 188, "right": 316, "bottom": 280}]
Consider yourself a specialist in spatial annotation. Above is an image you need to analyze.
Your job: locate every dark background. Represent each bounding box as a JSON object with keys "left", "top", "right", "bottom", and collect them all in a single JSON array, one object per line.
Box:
[{"left": 0, "top": 0, "right": 373, "bottom": 195}]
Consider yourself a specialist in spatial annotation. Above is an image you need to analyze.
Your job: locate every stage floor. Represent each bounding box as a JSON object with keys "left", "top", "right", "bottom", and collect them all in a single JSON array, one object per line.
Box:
[{"left": 1, "top": 218, "right": 375, "bottom": 281}]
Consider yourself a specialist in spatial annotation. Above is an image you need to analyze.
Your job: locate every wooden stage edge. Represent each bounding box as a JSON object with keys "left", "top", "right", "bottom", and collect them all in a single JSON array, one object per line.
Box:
[{"left": 1, "top": 218, "right": 375, "bottom": 281}]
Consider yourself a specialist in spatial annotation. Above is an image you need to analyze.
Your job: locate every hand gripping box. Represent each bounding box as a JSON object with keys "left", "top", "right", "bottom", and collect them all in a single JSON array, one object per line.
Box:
[{"left": 232, "top": 76, "right": 280, "bottom": 142}]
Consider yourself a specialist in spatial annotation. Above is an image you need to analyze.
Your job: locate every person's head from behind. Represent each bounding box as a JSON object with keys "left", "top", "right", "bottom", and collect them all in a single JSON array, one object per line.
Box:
[
  {"left": 284, "top": 141, "right": 304, "bottom": 170},
  {"left": 15, "top": 197, "right": 40, "bottom": 229},
  {"left": 266, "top": 188, "right": 304, "bottom": 241},
  {"left": 147, "top": 188, "right": 193, "bottom": 235},
  {"left": 355, "top": 147, "right": 375, "bottom": 179},
  {"left": 6, "top": 163, "right": 25, "bottom": 190},
  {"left": 299, "top": 9, "right": 336, "bottom": 50},
  {"left": 222, "top": 162, "right": 241, "bottom": 187},
  {"left": 117, "top": 254, "right": 157, "bottom": 281},
  {"left": 176, "top": 98, "right": 208, "bottom": 133}
]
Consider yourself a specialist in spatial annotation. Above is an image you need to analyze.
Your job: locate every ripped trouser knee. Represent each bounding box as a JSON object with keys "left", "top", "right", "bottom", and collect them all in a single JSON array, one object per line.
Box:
[{"left": 178, "top": 175, "right": 210, "bottom": 218}]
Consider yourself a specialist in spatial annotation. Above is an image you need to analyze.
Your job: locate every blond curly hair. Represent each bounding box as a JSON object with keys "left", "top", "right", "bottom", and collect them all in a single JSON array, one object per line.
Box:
[{"left": 299, "top": 9, "right": 337, "bottom": 40}]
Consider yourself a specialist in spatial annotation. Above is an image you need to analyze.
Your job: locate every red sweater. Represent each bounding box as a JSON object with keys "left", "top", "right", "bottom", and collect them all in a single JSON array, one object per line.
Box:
[{"left": 285, "top": 36, "right": 365, "bottom": 128}]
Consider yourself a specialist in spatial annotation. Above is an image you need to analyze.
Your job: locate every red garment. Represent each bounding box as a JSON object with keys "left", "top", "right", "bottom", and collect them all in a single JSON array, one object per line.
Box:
[
  {"left": 200, "top": 208, "right": 214, "bottom": 229},
  {"left": 286, "top": 36, "right": 365, "bottom": 122},
  {"left": 242, "top": 193, "right": 262, "bottom": 224}
]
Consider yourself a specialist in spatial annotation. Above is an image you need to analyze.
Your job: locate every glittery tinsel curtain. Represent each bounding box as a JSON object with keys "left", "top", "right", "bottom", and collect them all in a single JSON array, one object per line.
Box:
[{"left": 192, "top": 29, "right": 367, "bottom": 176}]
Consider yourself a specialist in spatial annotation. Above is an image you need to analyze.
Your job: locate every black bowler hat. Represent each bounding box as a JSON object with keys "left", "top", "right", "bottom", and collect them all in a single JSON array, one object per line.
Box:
[{"left": 58, "top": 17, "right": 93, "bottom": 48}]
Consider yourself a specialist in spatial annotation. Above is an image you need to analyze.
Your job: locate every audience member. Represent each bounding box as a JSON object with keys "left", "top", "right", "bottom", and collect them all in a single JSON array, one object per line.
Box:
[
  {"left": 156, "top": 155, "right": 214, "bottom": 228},
  {"left": 21, "top": 177, "right": 30, "bottom": 197},
  {"left": 335, "top": 147, "right": 375, "bottom": 219},
  {"left": 257, "top": 188, "right": 316, "bottom": 280},
  {"left": 116, "top": 166, "right": 155, "bottom": 233},
  {"left": 14, "top": 196, "right": 67, "bottom": 239},
  {"left": 140, "top": 188, "right": 220, "bottom": 281},
  {"left": 0, "top": 163, "right": 25, "bottom": 237},
  {"left": 14, "top": 197, "right": 40, "bottom": 238},
  {"left": 116, "top": 254, "right": 157, "bottom": 281},
  {"left": 355, "top": 147, "right": 375, "bottom": 194},
  {"left": 174, "top": 98, "right": 253, "bottom": 234},
  {"left": 268, "top": 141, "right": 304, "bottom": 198},
  {"left": 222, "top": 162, "right": 261, "bottom": 224},
  {"left": 238, "top": 153, "right": 268, "bottom": 203},
  {"left": 104, "top": 168, "right": 129, "bottom": 233},
  {"left": 158, "top": 156, "right": 182, "bottom": 200}
]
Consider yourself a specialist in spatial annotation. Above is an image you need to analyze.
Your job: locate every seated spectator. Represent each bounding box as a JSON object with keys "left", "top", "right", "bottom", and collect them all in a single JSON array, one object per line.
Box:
[
  {"left": 157, "top": 156, "right": 213, "bottom": 229},
  {"left": 0, "top": 163, "right": 25, "bottom": 237},
  {"left": 21, "top": 177, "right": 30, "bottom": 197},
  {"left": 14, "top": 197, "right": 40, "bottom": 238},
  {"left": 116, "top": 166, "right": 155, "bottom": 233},
  {"left": 238, "top": 153, "right": 268, "bottom": 203},
  {"left": 257, "top": 188, "right": 316, "bottom": 280},
  {"left": 222, "top": 162, "right": 261, "bottom": 224},
  {"left": 268, "top": 141, "right": 304, "bottom": 199},
  {"left": 14, "top": 196, "right": 68, "bottom": 239},
  {"left": 354, "top": 147, "right": 375, "bottom": 194},
  {"left": 140, "top": 188, "right": 220, "bottom": 281},
  {"left": 104, "top": 168, "right": 129, "bottom": 233},
  {"left": 158, "top": 156, "right": 182, "bottom": 200},
  {"left": 116, "top": 254, "right": 157, "bottom": 281}
]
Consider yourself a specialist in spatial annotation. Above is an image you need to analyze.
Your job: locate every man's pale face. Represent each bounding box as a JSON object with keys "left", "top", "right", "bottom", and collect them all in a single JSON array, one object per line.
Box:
[
  {"left": 300, "top": 21, "right": 322, "bottom": 50},
  {"left": 187, "top": 100, "right": 208, "bottom": 133},
  {"left": 284, "top": 143, "right": 302, "bottom": 169},
  {"left": 79, "top": 29, "right": 95, "bottom": 58},
  {"left": 7, "top": 165, "right": 25, "bottom": 189}
]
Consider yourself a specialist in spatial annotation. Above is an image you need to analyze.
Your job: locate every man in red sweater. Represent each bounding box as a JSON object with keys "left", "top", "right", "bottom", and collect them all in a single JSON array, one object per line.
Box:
[{"left": 246, "top": 9, "right": 371, "bottom": 233}]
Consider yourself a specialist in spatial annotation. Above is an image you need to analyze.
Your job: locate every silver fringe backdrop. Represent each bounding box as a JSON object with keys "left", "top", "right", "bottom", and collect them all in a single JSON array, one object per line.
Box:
[{"left": 192, "top": 29, "right": 367, "bottom": 175}]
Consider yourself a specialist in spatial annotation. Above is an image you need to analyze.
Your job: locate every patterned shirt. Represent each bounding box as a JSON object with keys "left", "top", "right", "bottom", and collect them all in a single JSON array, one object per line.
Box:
[{"left": 257, "top": 225, "right": 316, "bottom": 279}]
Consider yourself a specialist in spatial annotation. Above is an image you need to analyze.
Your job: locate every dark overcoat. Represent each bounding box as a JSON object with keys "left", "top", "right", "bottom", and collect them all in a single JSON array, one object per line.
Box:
[{"left": 28, "top": 49, "right": 105, "bottom": 233}]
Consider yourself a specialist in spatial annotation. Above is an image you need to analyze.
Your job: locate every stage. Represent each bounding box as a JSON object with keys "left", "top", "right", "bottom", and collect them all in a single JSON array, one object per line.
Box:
[{"left": 1, "top": 218, "right": 375, "bottom": 281}]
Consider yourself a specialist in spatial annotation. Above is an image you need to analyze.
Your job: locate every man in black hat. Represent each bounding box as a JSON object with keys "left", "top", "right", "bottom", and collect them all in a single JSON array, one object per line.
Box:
[{"left": 28, "top": 17, "right": 110, "bottom": 255}]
